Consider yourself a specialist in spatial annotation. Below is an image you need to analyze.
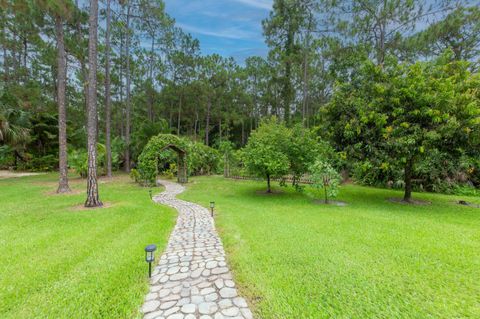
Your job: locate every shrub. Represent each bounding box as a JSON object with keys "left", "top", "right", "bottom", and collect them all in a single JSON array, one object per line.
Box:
[
  {"left": 310, "top": 160, "right": 341, "bottom": 203},
  {"left": 242, "top": 118, "right": 290, "bottom": 193},
  {"left": 188, "top": 141, "right": 220, "bottom": 176},
  {"left": 129, "top": 168, "right": 140, "bottom": 183}
]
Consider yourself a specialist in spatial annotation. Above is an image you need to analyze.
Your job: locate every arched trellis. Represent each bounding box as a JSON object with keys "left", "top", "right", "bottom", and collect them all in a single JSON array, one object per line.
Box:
[{"left": 137, "top": 134, "right": 188, "bottom": 185}]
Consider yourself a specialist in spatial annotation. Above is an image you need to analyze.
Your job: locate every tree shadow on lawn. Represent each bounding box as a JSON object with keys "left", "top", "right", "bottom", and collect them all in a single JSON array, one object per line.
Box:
[
  {"left": 221, "top": 179, "right": 480, "bottom": 216},
  {"left": 71, "top": 202, "right": 115, "bottom": 211}
]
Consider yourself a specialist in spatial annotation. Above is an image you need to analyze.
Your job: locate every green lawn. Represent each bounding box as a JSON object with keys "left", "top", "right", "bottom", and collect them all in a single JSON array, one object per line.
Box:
[
  {"left": 0, "top": 173, "right": 175, "bottom": 319},
  {"left": 180, "top": 176, "right": 480, "bottom": 319}
]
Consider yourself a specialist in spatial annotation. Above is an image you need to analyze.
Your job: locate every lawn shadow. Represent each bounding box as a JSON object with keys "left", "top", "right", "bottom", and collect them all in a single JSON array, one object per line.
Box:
[
  {"left": 388, "top": 197, "right": 431, "bottom": 206},
  {"left": 312, "top": 199, "right": 348, "bottom": 206},
  {"left": 71, "top": 202, "right": 115, "bottom": 211}
]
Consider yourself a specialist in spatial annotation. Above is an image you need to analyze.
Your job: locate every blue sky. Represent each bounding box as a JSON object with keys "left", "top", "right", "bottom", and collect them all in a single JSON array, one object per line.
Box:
[{"left": 163, "top": 0, "right": 272, "bottom": 63}]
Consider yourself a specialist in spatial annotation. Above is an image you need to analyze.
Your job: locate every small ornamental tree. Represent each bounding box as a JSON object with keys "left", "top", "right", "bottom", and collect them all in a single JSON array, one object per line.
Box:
[
  {"left": 242, "top": 118, "right": 290, "bottom": 193},
  {"left": 219, "top": 140, "right": 234, "bottom": 177},
  {"left": 310, "top": 160, "right": 341, "bottom": 204},
  {"left": 287, "top": 124, "right": 318, "bottom": 189}
]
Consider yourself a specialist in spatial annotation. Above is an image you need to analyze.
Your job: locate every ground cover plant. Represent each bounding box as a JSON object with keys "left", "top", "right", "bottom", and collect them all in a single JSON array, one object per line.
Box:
[
  {"left": 0, "top": 173, "right": 175, "bottom": 318},
  {"left": 180, "top": 176, "right": 480, "bottom": 318}
]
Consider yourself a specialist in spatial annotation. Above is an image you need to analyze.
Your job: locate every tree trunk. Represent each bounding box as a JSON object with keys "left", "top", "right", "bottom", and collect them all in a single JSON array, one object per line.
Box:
[
  {"left": 241, "top": 119, "right": 245, "bottom": 146},
  {"left": 169, "top": 102, "right": 173, "bottom": 129},
  {"left": 22, "top": 35, "right": 27, "bottom": 81},
  {"left": 85, "top": 0, "right": 102, "bottom": 208},
  {"left": 267, "top": 173, "right": 271, "bottom": 193},
  {"left": 218, "top": 118, "right": 222, "bottom": 142},
  {"left": 194, "top": 111, "right": 198, "bottom": 141},
  {"left": 104, "top": 0, "right": 112, "bottom": 178},
  {"left": 147, "top": 36, "right": 155, "bottom": 122},
  {"left": 74, "top": 0, "right": 89, "bottom": 123},
  {"left": 2, "top": 22, "right": 8, "bottom": 83},
  {"left": 324, "top": 182, "right": 328, "bottom": 204},
  {"left": 55, "top": 15, "right": 71, "bottom": 194},
  {"left": 205, "top": 96, "right": 211, "bottom": 145},
  {"left": 283, "top": 23, "right": 294, "bottom": 124},
  {"left": 302, "top": 43, "right": 309, "bottom": 127},
  {"left": 124, "top": 4, "right": 131, "bottom": 173},
  {"left": 177, "top": 93, "right": 182, "bottom": 135},
  {"left": 223, "top": 153, "right": 229, "bottom": 178},
  {"left": 403, "top": 158, "right": 413, "bottom": 202}
]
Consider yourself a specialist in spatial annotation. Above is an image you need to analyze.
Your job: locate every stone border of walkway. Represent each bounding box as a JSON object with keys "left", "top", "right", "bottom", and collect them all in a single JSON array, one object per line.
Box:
[{"left": 141, "top": 179, "right": 253, "bottom": 319}]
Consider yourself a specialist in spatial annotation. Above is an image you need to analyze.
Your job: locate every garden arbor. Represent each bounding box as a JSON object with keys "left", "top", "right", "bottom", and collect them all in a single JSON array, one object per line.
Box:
[{"left": 138, "top": 134, "right": 188, "bottom": 185}]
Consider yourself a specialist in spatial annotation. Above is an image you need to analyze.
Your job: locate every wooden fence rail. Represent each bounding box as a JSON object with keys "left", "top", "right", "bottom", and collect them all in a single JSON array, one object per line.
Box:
[{"left": 228, "top": 175, "right": 314, "bottom": 185}]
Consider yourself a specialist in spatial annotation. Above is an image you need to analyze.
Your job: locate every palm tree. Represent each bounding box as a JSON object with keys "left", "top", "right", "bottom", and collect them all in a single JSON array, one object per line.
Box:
[
  {"left": 0, "top": 108, "right": 31, "bottom": 169},
  {"left": 85, "top": 0, "right": 102, "bottom": 207}
]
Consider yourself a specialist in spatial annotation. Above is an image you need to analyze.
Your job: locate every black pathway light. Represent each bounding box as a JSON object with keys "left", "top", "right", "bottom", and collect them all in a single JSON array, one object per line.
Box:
[
  {"left": 210, "top": 201, "right": 215, "bottom": 217},
  {"left": 145, "top": 244, "right": 157, "bottom": 277}
]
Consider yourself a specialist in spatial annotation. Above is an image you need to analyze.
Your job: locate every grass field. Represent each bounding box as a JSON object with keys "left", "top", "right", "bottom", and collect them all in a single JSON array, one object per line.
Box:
[
  {"left": 180, "top": 176, "right": 480, "bottom": 319},
  {"left": 0, "top": 173, "right": 175, "bottom": 319}
]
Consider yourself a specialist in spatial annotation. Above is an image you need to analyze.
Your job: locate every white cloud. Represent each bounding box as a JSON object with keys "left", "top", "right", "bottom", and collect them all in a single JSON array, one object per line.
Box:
[
  {"left": 234, "top": 0, "right": 272, "bottom": 10},
  {"left": 177, "top": 23, "right": 257, "bottom": 40}
]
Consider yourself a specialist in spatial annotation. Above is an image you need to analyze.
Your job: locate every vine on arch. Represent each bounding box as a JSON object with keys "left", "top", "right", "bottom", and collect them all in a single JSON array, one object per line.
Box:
[{"left": 137, "top": 134, "right": 189, "bottom": 185}]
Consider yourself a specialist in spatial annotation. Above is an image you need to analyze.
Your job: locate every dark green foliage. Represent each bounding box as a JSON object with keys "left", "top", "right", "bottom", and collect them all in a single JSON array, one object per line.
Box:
[
  {"left": 137, "top": 134, "right": 189, "bottom": 185},
  {"left": 69, "top": 143, "right": 121, "bottom": 178},
  {"left": 323, "top": 55, "right": 480, "bottom": 199},
  {"left": 287, "top": 124, "right": 318, "bottom": 188},
  {"left": 137, "top": 134, "right": 221, "bottom": 185},
  {"left": 242, "top": 118, "right": 291, "bottom": 192},
  {"left": 188, "top": 141, "right": 220, "bottom": 176}
]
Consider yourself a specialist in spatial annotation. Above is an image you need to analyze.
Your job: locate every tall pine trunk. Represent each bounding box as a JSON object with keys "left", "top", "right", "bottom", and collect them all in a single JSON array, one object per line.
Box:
[
  {"left": 266, "top": 173, "right": 271, "bottom": 193},
  {"left": 403, "top": 158, "right": 413, "bottom": 202},
  {"left": 104, "top": 0, "right": 112, "bottom": 178},
  {"left": 85, "top": 0, "right": 102, "bottom": 208},
  {"left": 177, "top": 93, "right": 182, "bottom": 135},
  {"left": 124, "top": 4, "right": 131, "bottom": 172},
  {"left": 55, "top": 15, "right": 71, "bottom": 194},
  {"left": 2, "top": 22, "right": 8, "bottom": 83},
  {"left": 205, "top": 96, "right": 211, "bottom": 145},
  {"left": 148, "top": 36, "right": 155, "bottom": 122}
]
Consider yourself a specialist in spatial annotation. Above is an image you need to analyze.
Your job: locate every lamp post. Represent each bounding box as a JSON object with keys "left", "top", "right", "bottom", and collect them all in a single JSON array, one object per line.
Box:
[
  {"left": 209, "top": 201, "right": 215, "bottom": 217},
  {"left": 145, "top": 244, "right": 157, "bottom": 277}
]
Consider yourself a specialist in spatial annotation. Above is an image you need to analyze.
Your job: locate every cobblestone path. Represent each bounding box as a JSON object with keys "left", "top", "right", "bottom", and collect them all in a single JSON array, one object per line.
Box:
[{"left": 142, "top": 179, "right": 253, "bottom": 319}]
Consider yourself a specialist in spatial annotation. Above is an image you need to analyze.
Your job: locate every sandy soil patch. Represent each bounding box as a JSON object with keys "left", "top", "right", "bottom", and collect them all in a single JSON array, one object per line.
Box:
[{"left": 0, "top": 170, "right": 44, "bottom": 179}]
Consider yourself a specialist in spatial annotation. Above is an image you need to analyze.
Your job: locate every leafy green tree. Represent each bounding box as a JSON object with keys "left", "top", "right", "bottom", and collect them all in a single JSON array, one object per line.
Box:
[
  {"left": 242, "top": 118, "right": 290, "bottom": 193},
  {"left": 287, "top": 124, "right": 317, "bottom": 188},
  {"left": 310, "top": 159, "right": 341, "bottom": 203},
  {"left": 324, "top": 55, "right": 480, "bottom": 201}
]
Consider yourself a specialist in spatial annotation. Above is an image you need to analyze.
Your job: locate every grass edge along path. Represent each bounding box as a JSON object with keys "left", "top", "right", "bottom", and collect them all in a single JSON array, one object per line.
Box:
[
  {"left": 0, "top": 173, "right": 176, "bottom": 319},
  {"left": 180, "top": 176, "right": 480, "bottom": 319}
]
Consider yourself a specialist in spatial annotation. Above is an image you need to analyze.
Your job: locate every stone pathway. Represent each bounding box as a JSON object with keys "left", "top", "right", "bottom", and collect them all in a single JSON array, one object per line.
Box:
[{"left": 142, "top": 179, "right": 253, "bottom": 319}]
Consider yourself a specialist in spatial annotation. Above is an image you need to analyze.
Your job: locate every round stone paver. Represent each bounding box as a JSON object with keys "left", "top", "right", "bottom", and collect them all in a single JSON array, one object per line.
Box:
[{"left": 141, "top": 179, "right": 252, "bottom": 318}]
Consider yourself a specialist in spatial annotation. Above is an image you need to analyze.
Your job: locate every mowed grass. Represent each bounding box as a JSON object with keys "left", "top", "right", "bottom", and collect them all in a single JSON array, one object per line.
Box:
[
  {"left": 180, "top": 176, "right": 480, "bottom": 319},
  {"left": 0, "top": 173, "right": 176, "bottom": 319}
]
